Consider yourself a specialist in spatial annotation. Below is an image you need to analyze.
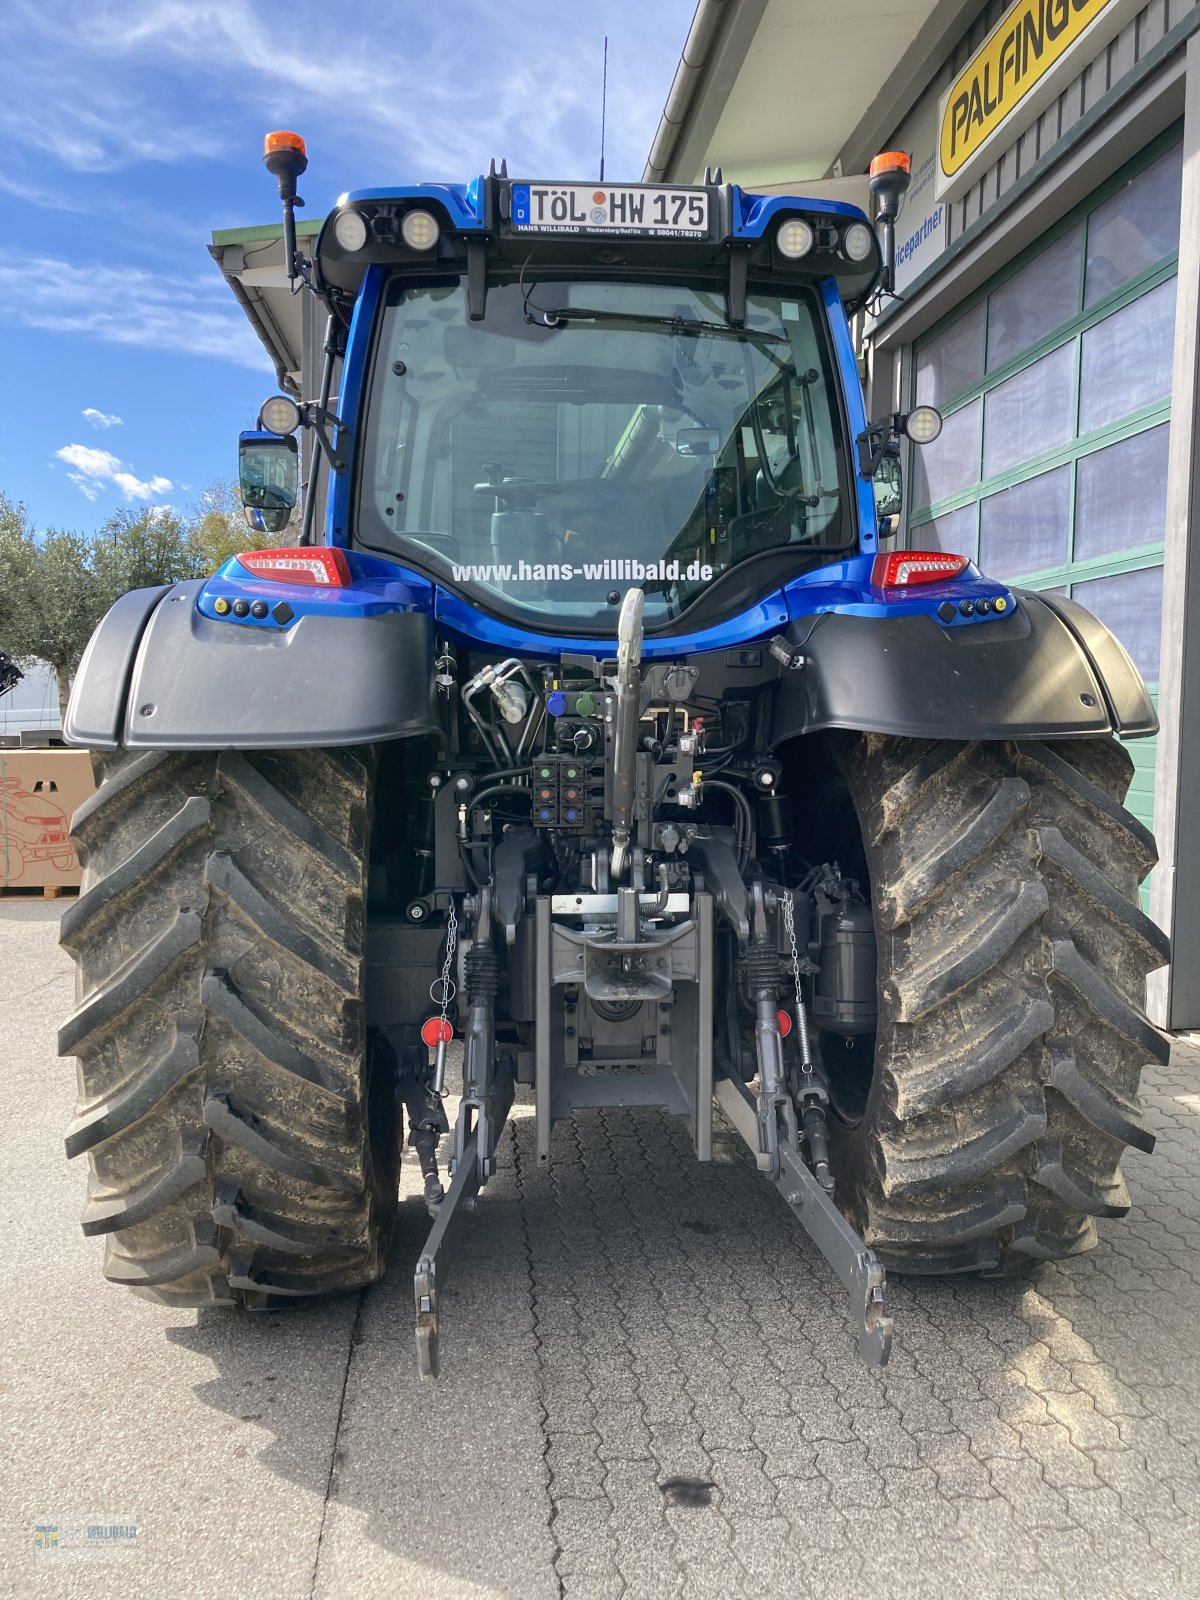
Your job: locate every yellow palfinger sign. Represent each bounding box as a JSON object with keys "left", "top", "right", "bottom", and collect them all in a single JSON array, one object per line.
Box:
[{"left": 937, "top": 0, "right": 1132, "bottom": 197}]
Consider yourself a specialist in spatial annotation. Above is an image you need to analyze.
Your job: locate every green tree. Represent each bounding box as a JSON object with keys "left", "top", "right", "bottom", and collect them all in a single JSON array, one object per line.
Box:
[
  {"left": 0, "top": 497, "right": 104, "bottom": 711},
  {"left": 0, "top": 481, "right": 302, "bottom": 715},
  {"left": 26, "top": 530, "right": 104, "bottom": 711},
  {"left": 0, "top": 495, "right": 37, "bottom": 645},
  {"left": 0, "top": 501, "right": 201, "bottom": 712},
  {"left": 90, "top": 506, "right": 196, "bottom": 606},
  {"left": 187, "top": 480, "right": 297, "bottom": 575}
]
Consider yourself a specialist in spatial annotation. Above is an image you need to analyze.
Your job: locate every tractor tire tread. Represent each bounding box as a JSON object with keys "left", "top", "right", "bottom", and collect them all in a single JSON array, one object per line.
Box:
[
  {"left": 830, "top": 733, "right": 1167, "bottom": 1275},
  {"left": 60, "top": 746, "right": 399, "bottom": 1307}
]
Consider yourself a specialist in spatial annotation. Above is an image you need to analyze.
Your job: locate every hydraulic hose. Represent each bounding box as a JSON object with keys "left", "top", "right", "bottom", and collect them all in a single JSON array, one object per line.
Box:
[{"left": 704, "top": 778, "right": 754, "bottom": 872}]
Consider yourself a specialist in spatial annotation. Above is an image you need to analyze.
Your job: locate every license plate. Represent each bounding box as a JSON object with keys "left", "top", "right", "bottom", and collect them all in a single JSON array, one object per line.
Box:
[{"left": 509, "top": 183, "right": 709, "bottom": 238}]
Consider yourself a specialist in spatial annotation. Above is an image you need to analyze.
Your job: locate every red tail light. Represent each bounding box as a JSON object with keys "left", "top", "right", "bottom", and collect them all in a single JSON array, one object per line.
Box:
[
  {"left": 235, "top": 547, "right": 351, "bottom": 586},
  {"left": 872, "top": 551, "right": 968, "bottom": 589}
]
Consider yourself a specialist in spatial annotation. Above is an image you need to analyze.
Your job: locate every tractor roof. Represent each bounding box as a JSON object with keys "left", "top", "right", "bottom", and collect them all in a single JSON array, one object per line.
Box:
[{"left": 211, "top": 176, "right": 878, "bottom": 395}]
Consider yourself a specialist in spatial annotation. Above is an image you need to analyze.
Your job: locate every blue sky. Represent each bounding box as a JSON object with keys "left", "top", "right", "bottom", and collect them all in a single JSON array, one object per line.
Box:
[{"left": 0, "top": 0, "right": 695, "bottom": 532}]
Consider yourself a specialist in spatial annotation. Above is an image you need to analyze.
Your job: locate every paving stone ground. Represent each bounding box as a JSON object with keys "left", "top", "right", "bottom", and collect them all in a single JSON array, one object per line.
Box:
[{"left": 3, "top": 901, "right": 1198, "bottom": 1599}]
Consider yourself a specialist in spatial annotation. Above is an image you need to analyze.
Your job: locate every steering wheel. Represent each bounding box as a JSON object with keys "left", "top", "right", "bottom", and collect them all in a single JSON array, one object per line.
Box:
[{"left": 472, "top": 477, "right": 568, "bottom": 508}]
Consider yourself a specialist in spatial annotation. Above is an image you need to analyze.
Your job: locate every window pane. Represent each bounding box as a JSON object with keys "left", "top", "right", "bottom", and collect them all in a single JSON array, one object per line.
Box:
[
  {"left": 1074, "top": 425, "right": 1169, "bottom": 562},
  {"left": 1078, "top": 277, "right": 1176, "bottom": 434},
  {"left": 982, "top": 344, "right": 1075, "bottom": 480},
  {"left": 913, "top": 503, "right": 977, "bottom": 557},
  {"left": 978, "top": 466, "right": 1070, "bottom": 579},
  {"left": 1072, "top": 565, "right": 1164, "bottom": 681},
  {"left": 361, "top": 279, "right": 853, "bottom": 629},
  {"left": 987, "top": 227, "right": 1082, "bottom": 371},
  {"left": 909, "top": 398, "right": 980, "bottom": 509},
  {"left": 915, "top": 301, "right": 985, "bottom": 407},
  {"left": 1085, "top": 145, "right": 1183, "bottom": 306}
]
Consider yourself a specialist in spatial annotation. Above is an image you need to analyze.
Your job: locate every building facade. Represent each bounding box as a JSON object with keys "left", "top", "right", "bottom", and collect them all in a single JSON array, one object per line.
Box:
[{"left": 646, "top": 0, "right": 1200, "bottom": 1029}]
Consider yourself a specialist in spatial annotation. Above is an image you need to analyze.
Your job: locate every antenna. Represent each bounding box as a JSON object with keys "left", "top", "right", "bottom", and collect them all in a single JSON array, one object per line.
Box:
[{"left": 600, "top": 35, "right": 608, "bottom": 182}]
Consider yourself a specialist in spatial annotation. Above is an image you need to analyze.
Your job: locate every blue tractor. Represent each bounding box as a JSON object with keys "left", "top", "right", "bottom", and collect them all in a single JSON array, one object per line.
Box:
[{"left": 59, "top": 134, "right": 1168, "bottom": 1373}]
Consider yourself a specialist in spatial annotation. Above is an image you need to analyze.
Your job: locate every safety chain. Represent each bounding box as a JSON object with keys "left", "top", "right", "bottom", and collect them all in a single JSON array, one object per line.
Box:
[
  {"left": 430, "top": 899, "right": 458, "bottom": 1028},
  {"left": 782, "top": 888, "right": 815, "bottom": 1080},
  {"left": 782, "top": 889, "right": 805, "bottom": 1021}
]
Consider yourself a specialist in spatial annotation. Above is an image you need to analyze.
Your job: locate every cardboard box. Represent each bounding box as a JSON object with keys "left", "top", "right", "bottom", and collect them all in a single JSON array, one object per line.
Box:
[{"left": 0, "top": 748, "right": 96, "bottom": 889}]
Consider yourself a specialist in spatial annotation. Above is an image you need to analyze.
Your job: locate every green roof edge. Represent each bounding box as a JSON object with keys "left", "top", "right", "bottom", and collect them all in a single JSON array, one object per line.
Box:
[{"left": 210, "top": 218, "right": 326, "bottom": 246}]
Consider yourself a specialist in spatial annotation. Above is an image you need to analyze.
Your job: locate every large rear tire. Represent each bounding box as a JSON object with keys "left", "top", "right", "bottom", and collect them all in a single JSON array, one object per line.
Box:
[
  {"left": 59, "top": 747, "right": 400, "bottom": 1306},
  {"left": 826, "top": 734, "right": 1169, "bottom": 1273}
]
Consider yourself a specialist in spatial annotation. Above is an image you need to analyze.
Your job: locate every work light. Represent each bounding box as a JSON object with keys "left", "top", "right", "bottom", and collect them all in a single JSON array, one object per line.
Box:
[
  {"left": 259, "top": 395, "right": 301, "bottom": 436},
  {"left": 843, "top": 222, "right": 874, "bottom": 262},
  {"left": 333, "top": 208, "right": 369, "bottom": 251},
  {"left": 904, "top": 405, "right": 943, "bottom": 444},
  {"left": 401, "top": 209, "right": 440, "bottom": 250},
  {"left": 776, "top": 218, "right": 815, "bottom": 259}
]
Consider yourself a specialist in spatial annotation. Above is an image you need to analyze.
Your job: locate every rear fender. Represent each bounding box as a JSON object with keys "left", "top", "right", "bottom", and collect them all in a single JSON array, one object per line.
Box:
[
  {"left": 63, "top": 584, "right": 170, "bottom": 748},
  {"left": 65, "top": 579, "right": 437, "bottom": 750},
  {"left": 769, "top": 589, "right": 1156, "bottom": 743}
]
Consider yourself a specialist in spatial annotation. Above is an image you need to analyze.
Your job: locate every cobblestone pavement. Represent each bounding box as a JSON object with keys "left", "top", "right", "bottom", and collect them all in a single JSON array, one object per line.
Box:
[
  {"left": 3, "top": 903, "right": 1199, "bottom": 1599},
  {"left": 476, "top": 1050, "right": 1200, "bottom": 1600}
]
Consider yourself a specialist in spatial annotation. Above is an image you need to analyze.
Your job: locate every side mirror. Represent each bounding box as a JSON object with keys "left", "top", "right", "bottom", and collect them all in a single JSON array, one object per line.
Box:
[
  {"left": 239, "top": 431, "right": 299, "bottom": 524},
  {"left": 244, "top": 505, "right": 293, "bottom": 535},
  {"left": 674, "top": 426, "right": 721, "bottom": 458},
  {"left": 873, "top": 449, "right": 902, "bottom": 528}
]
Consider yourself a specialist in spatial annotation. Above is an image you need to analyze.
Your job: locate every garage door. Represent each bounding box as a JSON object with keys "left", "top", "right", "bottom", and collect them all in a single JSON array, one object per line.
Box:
[{"left": 907, "top": 136, "right": 1182, "bottom": 895}]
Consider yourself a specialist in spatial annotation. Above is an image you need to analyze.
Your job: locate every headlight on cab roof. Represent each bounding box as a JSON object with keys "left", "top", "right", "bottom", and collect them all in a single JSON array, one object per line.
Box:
[
  {"left": 401, "top": 209, "right": 440, "bottom": 250},
  {"left": 333, "top": 208, "right": 368, "bottom": 251},
  {"left": 776, "top": 218, "right": 815, "bottom": 259},
  {"left": 842, "top": 221, "right": 874, "bottom": 263}
]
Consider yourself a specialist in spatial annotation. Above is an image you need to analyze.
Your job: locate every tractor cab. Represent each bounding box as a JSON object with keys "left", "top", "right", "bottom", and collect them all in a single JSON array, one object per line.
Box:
[
  {"left": 355, "top": 273, "right": 851, "bottom": 633},
  {"left": 236, "top": 147, "right": 953, "bottom": 644}
]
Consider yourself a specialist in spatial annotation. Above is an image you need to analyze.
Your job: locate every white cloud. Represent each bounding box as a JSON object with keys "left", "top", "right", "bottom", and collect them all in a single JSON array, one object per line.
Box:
[
  {"left": 0, "top": 170, "right": 92, "bottom": 211},
  {"left": 1, "top": 0, "right": 692, "bottom": 184},
  {"left": 82, "top": 408, "right": 122, "bottom": 429},
  {"left": 0, "top": 2, "right": 228, "bottom": 175},
  {"left": 55, "top": 442, "right": 173, "bottom": 502},
  {"left": 0, "top": 252, "right": 270, "bottom": 370}
]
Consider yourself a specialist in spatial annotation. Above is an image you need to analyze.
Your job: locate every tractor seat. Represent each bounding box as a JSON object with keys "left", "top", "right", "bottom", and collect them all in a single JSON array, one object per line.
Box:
[{"left": 547, "top": 480, "right": 665, "bottom": 553}]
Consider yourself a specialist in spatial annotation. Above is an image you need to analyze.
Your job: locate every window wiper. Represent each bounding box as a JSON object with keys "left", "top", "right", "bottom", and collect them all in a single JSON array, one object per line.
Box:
[{"left": 528, "top": 304, "right": 789, "bottom": 347}]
